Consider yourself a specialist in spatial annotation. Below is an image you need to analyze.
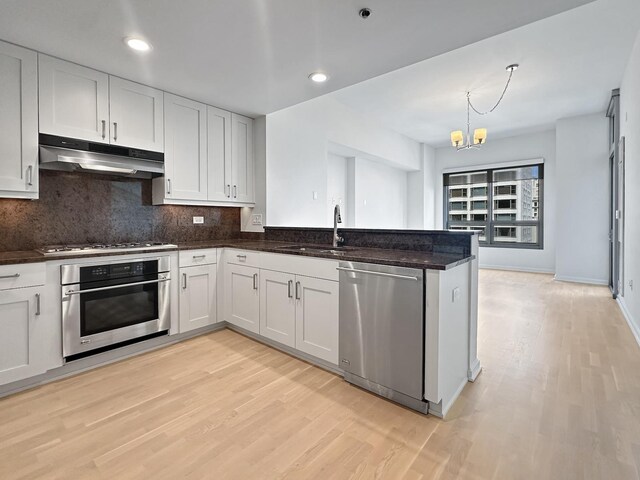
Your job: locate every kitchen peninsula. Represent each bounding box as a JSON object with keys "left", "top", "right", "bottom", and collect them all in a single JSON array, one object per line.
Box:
[{"left": 0, "top": 222, "right": 479, "bottom": 418}]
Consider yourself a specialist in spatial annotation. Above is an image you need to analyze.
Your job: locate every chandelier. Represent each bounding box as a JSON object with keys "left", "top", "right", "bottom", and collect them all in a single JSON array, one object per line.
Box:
[{"left": 450, "top": 64, "right": 519, "bottom": 150}]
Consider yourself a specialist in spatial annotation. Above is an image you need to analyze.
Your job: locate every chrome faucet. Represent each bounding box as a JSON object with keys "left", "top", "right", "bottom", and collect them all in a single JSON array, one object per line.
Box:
[{"left": 333, "top": 204, "right": 344, "bottom": 248}]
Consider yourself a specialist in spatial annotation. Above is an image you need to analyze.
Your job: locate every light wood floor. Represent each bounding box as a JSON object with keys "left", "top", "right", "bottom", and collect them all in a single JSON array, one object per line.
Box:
[{"left": 1, "top": 270, "right": 640, "bottom": 479}]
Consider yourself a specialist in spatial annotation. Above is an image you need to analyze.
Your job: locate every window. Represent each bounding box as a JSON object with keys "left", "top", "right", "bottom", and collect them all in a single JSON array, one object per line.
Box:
[
  {"left": 494, "top": 185, "right": 517, "bottom": 195},
  {"left": 471, "top": 186, "right": 487, "bottom": 197},
  {"left": 444, "top": 163, "right": 543, "bottom": 248},
  {"left": 494, "top": 199, "right": 516, "bottom": 210},
  {"left": 449, "top": 188, "right": 468, "bottom": 198},
  {"left": 449, "top": 201, "right": 468, "bottom": 211}
]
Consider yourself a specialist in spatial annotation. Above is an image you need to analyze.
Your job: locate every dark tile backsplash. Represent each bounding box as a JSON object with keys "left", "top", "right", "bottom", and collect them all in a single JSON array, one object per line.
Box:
[
  {"left": 264, "top": 227, "right": 476, "bottom": 256},
  {"left": 0, "top": 170, "right": 243, "bottom": 251}
]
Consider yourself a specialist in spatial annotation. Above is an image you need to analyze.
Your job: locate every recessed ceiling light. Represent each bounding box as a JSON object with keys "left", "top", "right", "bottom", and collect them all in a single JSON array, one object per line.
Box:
[
  {"left": 125, "top": 37, "right": 152, "bottom": 52},
  {"left": 309, "top": 72, "right": 328, "bottom": 83}
]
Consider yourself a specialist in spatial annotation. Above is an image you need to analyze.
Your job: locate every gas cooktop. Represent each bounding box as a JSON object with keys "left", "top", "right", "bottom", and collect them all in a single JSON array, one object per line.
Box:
[{"left": 37, "top": 242, "right": 177, "bottom": 256}]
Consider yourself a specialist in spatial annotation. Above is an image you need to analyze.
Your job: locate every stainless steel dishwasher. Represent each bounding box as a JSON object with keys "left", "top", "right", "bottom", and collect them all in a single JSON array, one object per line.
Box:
[{"left": 338, "top": 261, "right": 427, "bottom": 413}]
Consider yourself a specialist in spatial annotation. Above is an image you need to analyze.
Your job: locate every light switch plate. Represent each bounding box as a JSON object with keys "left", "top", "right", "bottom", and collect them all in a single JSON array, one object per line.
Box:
[{"left": 193, "top": 216, "right": 204, "bottom": 224}]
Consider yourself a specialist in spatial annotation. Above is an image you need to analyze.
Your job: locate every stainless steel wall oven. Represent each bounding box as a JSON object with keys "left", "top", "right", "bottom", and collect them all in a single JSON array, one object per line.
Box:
[{"left": 61, "top": 256, "right": 171, "bottom": 358}]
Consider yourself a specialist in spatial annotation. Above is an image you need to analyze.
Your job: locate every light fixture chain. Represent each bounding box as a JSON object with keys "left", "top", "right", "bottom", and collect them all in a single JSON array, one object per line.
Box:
[{"left": 468, "top": 68, "right": 514, "bottom": 116}]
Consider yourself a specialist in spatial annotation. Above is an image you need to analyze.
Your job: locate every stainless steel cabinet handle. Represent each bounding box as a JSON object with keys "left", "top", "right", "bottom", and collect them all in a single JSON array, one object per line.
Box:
[
  {"left": 182, "top": 273, "right": 187, "bottom": 289},
  {"left": 236, "top": 254, "right": 247, "bottom": 260},
  {"left": 113, "top": 122, "right": 118, "bottom": 141},
  {"left": 233, "top": 185, "right": 237, "bottom": 198},
  {"left": 288, "top": 280, "right": 293, "bottom": 298},
  {"left": 295, "top": 281, "right": 301, "bottom": 300},
  {"left": 192, "top": 254, "right": 206, "bottom": 259},
  {"left": 336, "top": 267, "right": 421, "bottom": 281},
  {"left": 65, "top": 277, "right": 169, "bottom": 296},
  {"left": 101, "top": 120, "right": 106, "bottom": 139},
  {"left": 0, "top": 273, "right": 20, "bottom": 279},
  {"left": 35, "top": 293, "right": 41, "bottom": 316},
  {"left": 27, "top": 165, "right": 33, "bottom": 186},
  {"left": 253, "top": 273, "right": 258, "bottom": 290},
  {"left": 226, "top": 184, "right": 231, "bottom": 198},
  {"left": 167, "top": 178, "right": 171, "bottom": 195}
]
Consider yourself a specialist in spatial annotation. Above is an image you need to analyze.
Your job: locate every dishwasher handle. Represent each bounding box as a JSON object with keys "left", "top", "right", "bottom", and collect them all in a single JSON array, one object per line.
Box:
[{"left": 336, "top": 267, "right": 421, "bottom": 281}]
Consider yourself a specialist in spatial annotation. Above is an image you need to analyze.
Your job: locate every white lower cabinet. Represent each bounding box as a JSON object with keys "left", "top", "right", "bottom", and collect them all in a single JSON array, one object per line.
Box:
[
  {"left": 259, "top": 270, "right": 296, "bottom": 347},
  {"left": 0, "top": 286, "right": 46, "bottom": 385},
  {"left": 225, "top": 263, "right": 260, "bottom": 333},
  {"left": 294, "top": 276, "right": 339, "bottom": 364},
  {"left": 179, "top": 264, "right": 217, "bottom": 333}
]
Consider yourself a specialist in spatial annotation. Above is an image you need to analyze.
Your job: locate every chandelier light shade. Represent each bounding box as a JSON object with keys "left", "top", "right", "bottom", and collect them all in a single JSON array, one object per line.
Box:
[
  {"left": 450, "top": 64, "right": 518, "bottom": 151},
  {"left": 473, "top": 128, "right": 487, "bottom": 145},
  {"left": 451, "top": 130, "right": 464, "bottom": 147}
]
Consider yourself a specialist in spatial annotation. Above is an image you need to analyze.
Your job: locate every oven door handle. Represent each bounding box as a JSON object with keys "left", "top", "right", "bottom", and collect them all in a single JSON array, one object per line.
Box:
[{"left": 64, "top": 277, "right": 170, "bottom": 296}]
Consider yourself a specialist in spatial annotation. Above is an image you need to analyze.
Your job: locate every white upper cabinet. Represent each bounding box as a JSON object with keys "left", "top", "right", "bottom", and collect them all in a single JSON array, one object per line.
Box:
[
  {"left": 207, "top": 106, "right": 232, "bottom": 202},
  {"left": 39, "top": 56, "right": 163, "bottom": 152},
  {"left": 231, "top": 113, "right": 254, "bottom": 203},
  {"left": 109, "top": 76, "right": 164, "bottom": 152},
  {"left": 38, "top": 55, "right": 110, "bottom": 143},
  {"left": 0, "top": 41, "right": 38, "bottom": 199},
  {"left": 162, "top": 93, "right": 208, "bottom": 201}
]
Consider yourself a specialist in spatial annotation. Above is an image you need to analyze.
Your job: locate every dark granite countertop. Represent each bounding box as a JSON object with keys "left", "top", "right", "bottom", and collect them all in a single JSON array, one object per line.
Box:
[{"left": 0, "top": 239, "right": 473, "bottom": 270}]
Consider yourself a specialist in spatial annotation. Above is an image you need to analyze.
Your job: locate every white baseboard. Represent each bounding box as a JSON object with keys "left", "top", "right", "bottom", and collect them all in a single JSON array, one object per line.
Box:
[
  {"left": 617, "top": 297, "right": 640, "bottom": 349},
  {"left": 554, "top": 275, "right": 609, "bottom": 286},
  {"left": 468, "top": 358, "right": 482, "bottom": 382},
  {"left": 441, "top": 377, "right": 469, "bottom": 419},
  {"left": 479, "top": 265, "right": 554, "bottom": 274}
]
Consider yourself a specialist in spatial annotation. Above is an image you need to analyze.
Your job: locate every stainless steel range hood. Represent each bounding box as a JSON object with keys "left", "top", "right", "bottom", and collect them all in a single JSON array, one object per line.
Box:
[{"left": 39, "top": 134, "right": 164, "bottom": 179}]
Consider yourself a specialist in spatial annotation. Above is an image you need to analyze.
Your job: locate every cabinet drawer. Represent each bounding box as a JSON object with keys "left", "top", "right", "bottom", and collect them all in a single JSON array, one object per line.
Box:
[
  {"left": 179, "top": 248, "right": 217, "bottom": 267},
  {"left": 225, "top": 248, "right": 261, "bottom": 267},
  {"left": 0, "top": 263, "right": 46, "bottom": 290}
]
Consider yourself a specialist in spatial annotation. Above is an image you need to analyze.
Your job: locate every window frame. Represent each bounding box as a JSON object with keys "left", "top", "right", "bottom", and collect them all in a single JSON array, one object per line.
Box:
[{"left": 443, "top": 163, "right": 544, "bottom": 249}]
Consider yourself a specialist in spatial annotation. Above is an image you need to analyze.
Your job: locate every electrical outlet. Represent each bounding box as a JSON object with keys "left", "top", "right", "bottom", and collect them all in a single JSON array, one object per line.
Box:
[
  {"left": 452, "top": 287, "right": 461, "bottom": 302},
  {"left": 192, "top": 216, "right": 204, "bottom": 224},
  {"left": 252, "top": 214, "right": 263, "bottom": 225}
]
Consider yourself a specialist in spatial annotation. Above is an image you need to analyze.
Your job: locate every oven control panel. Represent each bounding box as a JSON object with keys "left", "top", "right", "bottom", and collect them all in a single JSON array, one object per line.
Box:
[{"left": 80, "top": 260, "right": 158, "bottom": 283}]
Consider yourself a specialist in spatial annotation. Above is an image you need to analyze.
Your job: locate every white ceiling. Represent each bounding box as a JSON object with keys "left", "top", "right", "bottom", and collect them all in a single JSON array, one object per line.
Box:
[
  {"left": 0, "top": 0, "right": 595, "bottom": 117},
  {"left": 331, "top": 0, "right": 640, "bottom": 147}
]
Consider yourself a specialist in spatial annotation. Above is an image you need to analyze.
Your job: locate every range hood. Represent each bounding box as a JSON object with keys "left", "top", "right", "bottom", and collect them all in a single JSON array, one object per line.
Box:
[{"left": 39, "top": 134, "right": 164, "bottom": 179}]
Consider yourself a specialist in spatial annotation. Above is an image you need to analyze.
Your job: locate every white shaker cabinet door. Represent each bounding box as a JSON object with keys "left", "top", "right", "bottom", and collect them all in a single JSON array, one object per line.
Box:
[
  {"left": 0, "top": 286, "right": 45, "bottom": 386},
  {"left": 179, "top": 264, "right": 217, "bottom": 333},
  {"left": 0, "top": 41, "right": 38, "bottom": 198},
  {"left": 230, "top": 113, "right": 254, "bottom": 203},
  {"left": 38, "top": 54, "right": 109, "bottom": 143},
  {"left": 109, "top": 76, "right": 164, "bottom": 152},
  {"left": 295, "top": 276, "right": 339, "bottom": 365},
  {"left": 207, "top": 106, "right": 232, "bottom": 202},
  {"left": 259, "top": 270, "right": 296, "bottom": 347},
  {"left": 163, "top": 93, "right": 208, "bottom": 200},
  {"left": 224, "top": 263, "right": 260, "bottom": 334}
]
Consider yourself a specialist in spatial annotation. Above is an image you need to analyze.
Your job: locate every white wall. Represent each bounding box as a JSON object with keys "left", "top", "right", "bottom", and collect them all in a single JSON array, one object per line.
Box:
[
  {"left": 266, "top": 95, "right": 423, "bottom": 227},
  {"left": 435, "top": 130, "right": 557, "bottom": 273},
  {"left": 352, "top": 157, "right": 408, "bottom": 229},
  {"left": 326, "top": 153, "right": 348, "bottom": 226},
  {"left": 619, "top": 29, "right": 640, "bottom": 343},
  {"left": 407, "top": 144, "right": 437, "bottom": 230},
  {"left": 555, "top": 113, "right": 609, "bottom": 284}
]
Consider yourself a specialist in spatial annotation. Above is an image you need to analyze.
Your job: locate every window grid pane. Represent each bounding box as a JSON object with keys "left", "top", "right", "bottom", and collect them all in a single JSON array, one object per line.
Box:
[{"left": 444, "top": 164, "right": 543, "bottom": 249}]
